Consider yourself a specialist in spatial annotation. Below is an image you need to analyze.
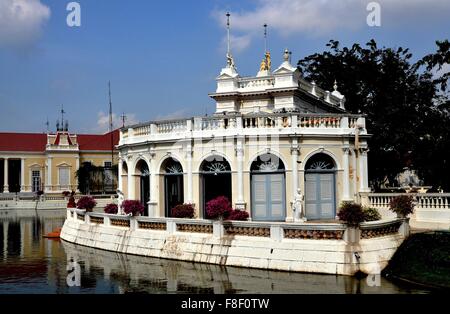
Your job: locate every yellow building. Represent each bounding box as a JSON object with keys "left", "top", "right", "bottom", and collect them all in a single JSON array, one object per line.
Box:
[{"left": 0, "top": 126, "right": 119, "bottom": 194}]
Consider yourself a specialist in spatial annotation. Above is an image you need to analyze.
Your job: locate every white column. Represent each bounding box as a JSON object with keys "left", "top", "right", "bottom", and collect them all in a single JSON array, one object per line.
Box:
[
  {"left": 3, "top": 158, "right": 9, "bottom": 193},
  {"left": 20, "top": 158, "right": 25, "bottom": 192},
  {"left": 149, "top": 154, "right": 158, "bottom": 217},
  {"left": 127, "top": 162, "right": 135, "bottom": 200},
  {"left": 118, "top": 159, "right": 123, "bottom": 192},
  {"left": 186, "top": 143, "right": 193, "bottom": 204},
  {"left": 235, "top": 136, "right": 245, "bottom": 209},
  {"left": 46, "top": 157, "right": 52, "bottom": 192},
  {"left": 291, "top": 139, "right": 299, "bottom": 197},
  {"left": 342, "top": 148, "right": 351, "bottom": 200},
  {"left": 75, "top": 157, "right": 80, "bottom": 192},
  {"left": 359, "top": 148, "right": 370, "bottom": 192}
]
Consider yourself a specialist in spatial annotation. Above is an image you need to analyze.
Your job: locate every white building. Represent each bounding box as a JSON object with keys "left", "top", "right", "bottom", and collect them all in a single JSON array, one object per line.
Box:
[{"left": 117, "top": 45, "right": 370, "bottom": 222}]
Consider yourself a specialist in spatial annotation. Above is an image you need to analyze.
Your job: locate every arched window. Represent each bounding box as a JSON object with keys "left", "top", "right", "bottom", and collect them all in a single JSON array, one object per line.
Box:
[
  {"left": 161, "top": 158, "right": 184, "bottom": 217},
  {"left": 200, "top": 155, "right": 232, "bottom": 217},
  {"left": 304, "top": 153, "right": 337, "bottom": 220},
  {"left": 305, "top": 153, "right": 336, "bottom": 171},
  {"left": 251, "top": 153, "right": 285, "bottom": 172},
  {"left": 250, "top": 153, "right": 286, "bottom": 221}
]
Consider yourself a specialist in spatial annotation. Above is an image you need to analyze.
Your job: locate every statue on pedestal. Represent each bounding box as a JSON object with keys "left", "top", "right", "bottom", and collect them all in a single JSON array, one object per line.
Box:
[
  {"left": 117, "top": 189, "right": 125, "bottom": 215},
  {"left": 293, "top": 188, "right": 306, "bottom": 222}
]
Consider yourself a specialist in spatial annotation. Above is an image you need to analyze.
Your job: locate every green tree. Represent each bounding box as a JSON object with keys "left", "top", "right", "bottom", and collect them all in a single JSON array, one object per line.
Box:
[{"left": 297, "top": 39, "right": 449, "bottom": 190}]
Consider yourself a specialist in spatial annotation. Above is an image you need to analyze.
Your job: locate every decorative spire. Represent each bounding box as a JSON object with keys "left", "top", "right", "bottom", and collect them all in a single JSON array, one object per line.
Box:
[
  {"left": 333, "top": 80, "right": 338, "bottom": 91},
  {"left": 226, "top": 12, "right": 231, "bottom": 57},
  {"left": 56, "top": 105, "right": 68, "bottom": 132},
  {"left": 225, "top": 12, "right": 235, "bottom": 69},
  {"left": 264, "top": 23, "right": 268, "bottom": 53},
  {"left": 120, "top": 113, "right": 127, "bottom": 128}
]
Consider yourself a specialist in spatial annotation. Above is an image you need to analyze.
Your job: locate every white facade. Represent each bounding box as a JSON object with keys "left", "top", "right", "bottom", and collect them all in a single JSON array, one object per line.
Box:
[{"left": 118, "top": 49, "right": 370, "bottom": 221}]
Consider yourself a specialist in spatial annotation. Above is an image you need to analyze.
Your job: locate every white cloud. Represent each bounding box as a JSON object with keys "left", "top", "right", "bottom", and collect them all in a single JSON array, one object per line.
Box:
[
  {"left": 96, "top": 111, "right": 139, "bottom": 133},
  {"left": 221, "top": 34, "right": 252, "bottom": 54},
  {"left": 213, "top": 0, "right": 450, "bottom": 50},
  {"left": 0, "top": 0, "right": 51, "bottom": 48},
  {"left": 155, "top": 109, "right": 192, "bottom": 121}
]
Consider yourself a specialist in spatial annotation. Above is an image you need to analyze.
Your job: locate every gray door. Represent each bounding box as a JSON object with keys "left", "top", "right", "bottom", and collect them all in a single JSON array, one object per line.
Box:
[
  {"left": 251, "top": 173, "right": 286, "bottom": 221},
  {"left": 305, "top": 173, "right": 336, "bottom": 220}
]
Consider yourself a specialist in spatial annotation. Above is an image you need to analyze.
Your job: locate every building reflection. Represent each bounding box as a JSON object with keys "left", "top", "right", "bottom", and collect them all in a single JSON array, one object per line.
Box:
[{"left": 0, "top": 210, "right": 428, "bottom": 294}]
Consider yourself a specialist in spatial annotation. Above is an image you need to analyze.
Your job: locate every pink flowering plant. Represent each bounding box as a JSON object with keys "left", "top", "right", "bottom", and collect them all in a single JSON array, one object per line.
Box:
[
  {"left": 171, "top": 204, "right": 195, "bottom": 218},
  {"left": 104, "top": 203, "right": 118, "bottom": 214},
  {"left": 122, "top": 200, "right": 144, "bottom": 216},
  {"left": 206, "top": 196, "right": 232, "bottom": 220},
  {"left": 76, "top": 196, "right": 97, "bottom": 212},
  {"left": 227, "top": 209, "right": 249, "bottom": 221}
]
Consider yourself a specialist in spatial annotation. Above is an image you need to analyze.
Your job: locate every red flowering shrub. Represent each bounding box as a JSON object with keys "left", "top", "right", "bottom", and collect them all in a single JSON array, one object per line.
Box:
[
  {"left": 171, "top": 204, "right": 195, "bottom": 218},
  {"left": 62, "top": 191, "right": 71, "bottom": 197},
  {"left": 227, "top": 209, "right": 249, "bottom": 221},
  {"left": 337, "top": 202, "right": 365, "bottom": 226},
  {"left": 122, "top": 200, "right": 144, "bottom": 216},
  {"left": 76, "top": 196, "right": 97, "bottom": 212},
  {"left": 389, "top": 195, "right": 415, "bottom": 217},
  {"left": 104, "top": 203, "right": 118, "bottom": 214},
  {"left": 206, "top": 196, "right": 232, "bottom": 219},
  {"left": 67, "top": 196, "right": 76, "bottom": 208}
]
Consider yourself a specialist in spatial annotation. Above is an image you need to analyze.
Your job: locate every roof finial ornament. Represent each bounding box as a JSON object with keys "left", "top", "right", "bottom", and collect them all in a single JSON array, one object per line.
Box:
[
  {"left": 283, "top": 48, "right": 292, "bottom": 62},
  {"left": 333, "top": 79, "right": 338, "bottom": 92},
  {"left": 264, "top": 23, "right": 268, "bottom": 53},
  {"left": 225, "top": 12, "right": 235, "bottom": 69}
]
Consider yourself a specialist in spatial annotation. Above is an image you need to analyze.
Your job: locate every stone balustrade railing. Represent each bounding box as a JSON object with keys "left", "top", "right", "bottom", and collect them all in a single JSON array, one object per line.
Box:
[
  {"left": 0, "top": 193, "right": 116, "bottom": 202},
  {"left": 68, "top": 209, "right": 408, "bottom": 243},
  {"left": 364, "top": 193, "right": 450, "bottom": 210},
  {"left": 121, "top": 113, "right": 366, "bottom": 142},
  {"left": 238, "top": 77, "right": 275, "bottom": 89}
]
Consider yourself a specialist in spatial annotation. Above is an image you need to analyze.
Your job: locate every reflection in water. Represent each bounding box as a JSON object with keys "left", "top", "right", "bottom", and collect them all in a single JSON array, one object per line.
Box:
[{"left": 0, "top": 209, "right": 430, "bottom": 294}]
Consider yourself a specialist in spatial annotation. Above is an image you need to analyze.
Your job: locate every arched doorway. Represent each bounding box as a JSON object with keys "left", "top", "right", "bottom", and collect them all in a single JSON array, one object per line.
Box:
[
  {"left": 250, "top": 153, "right": 286, "bottom": 221},
  {"left": 161, "top": 158, "right": 184, "bottom": 217},
  {"left": 200, "top": 156, "right": 232, "bottom": 218},
  {"left": 304, "top": 153, "right": 337, "bottom": 220},
  {"left": 135, "top": 160, "right": 149, "bottom": 216}
]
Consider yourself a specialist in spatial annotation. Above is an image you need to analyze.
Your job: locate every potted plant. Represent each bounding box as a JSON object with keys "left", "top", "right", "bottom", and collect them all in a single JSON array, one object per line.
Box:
[
  {"left": 171, "top": 204, "right": 195, "bottom": 218},
  {"left": 337, "top": 202, "right": 365, "bottom": 243},
  {"left": 389, "top": 195, "right": 415, "bottom": 218},
  {"left": 205, "top": 196, "right": 232, "bottom": 220},
  {"left": 362, "top": 207, "right": 381, "bottom": 222},
  {"left": 337, "top": 202, "right": 365, "bottom": 226},
  {"left": 122, "top": 200, "right": 144, "bottom": 216},
  {"left": 76, "top": 196, "right": 97, "bottom": 212},
  {"left": 62, "top": 191, "right": 71, "bottom": 201},
  {"left": 67, "top": 191, "right": 76, "bottom": 208},
  {"left": 227, "top": 209, "right": 249, "bottom": 221},
  {"left": 104, "top": 203, "right": 118, "bottom": 214}
]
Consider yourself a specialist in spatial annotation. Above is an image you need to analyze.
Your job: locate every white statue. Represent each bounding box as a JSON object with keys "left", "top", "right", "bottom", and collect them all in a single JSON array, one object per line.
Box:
[
  {"left": 117, "top": 189, "right": 125, "bottom": 215},
  {"left": 293, "top": 188, "right": 306, "bottom": 222}
]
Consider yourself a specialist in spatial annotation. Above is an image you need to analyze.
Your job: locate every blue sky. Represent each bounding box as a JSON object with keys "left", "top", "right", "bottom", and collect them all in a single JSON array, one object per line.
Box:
[{"left": 0, "top": 0, "right": 449, "bottom": 134}]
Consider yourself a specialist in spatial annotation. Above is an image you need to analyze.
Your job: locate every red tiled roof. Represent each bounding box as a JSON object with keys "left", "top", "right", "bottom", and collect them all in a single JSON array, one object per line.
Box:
[
  {"left": 0, "top": 133, "right": 47, "bottom": 152},
  {"left": 77, "top": 129, "right": 119, "bottom": 151},
  {"left": 0, "top": 129, "right": 120, "bottom": 152}
]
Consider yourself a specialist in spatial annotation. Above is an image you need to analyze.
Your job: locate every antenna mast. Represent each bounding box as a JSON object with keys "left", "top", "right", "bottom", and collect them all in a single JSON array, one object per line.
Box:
[{"left": 108, "top": 81, "right": 114, "bottom": 167}]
